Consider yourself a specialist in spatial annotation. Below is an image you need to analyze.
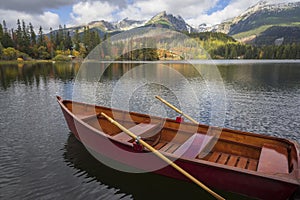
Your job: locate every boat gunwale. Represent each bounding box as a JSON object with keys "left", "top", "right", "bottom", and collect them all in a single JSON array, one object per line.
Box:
[{"left": 61, "top": 98, "right": 297, "bottom": 146}]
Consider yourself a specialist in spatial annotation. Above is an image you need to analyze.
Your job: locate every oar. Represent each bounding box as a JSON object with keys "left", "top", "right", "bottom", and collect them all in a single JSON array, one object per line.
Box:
[
  {"left": 155, "top": 95, "right": 198, "bottom": 124},
  {"left": 101, "top": 112, "right": 225, "bottom": 200}
]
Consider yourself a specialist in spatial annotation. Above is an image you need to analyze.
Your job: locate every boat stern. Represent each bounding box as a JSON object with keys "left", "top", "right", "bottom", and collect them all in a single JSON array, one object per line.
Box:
[{"left": 293, "top": 141, "right": 300, "bottom": 181}]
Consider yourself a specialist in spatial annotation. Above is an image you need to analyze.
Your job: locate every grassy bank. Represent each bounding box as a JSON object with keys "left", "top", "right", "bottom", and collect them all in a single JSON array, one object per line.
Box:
[{"left": 0, "top": 60, "right": 59, "bottom": 65}]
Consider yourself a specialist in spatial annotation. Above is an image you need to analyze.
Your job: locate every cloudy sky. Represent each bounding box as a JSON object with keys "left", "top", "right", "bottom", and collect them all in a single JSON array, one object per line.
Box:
[{"left": 0, "top": 0, "right": 298, "bottom": 31}]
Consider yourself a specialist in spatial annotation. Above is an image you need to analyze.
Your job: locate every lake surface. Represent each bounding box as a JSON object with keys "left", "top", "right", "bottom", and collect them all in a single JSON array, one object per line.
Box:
[{"left": 1, "top": 61, "right": 300, "bottom": 200}]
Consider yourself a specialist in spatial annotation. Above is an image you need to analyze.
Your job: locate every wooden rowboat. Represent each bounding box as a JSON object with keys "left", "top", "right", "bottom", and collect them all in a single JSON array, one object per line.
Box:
[{"left": 57, "top": 96, "right": 300, "bottom": 199}]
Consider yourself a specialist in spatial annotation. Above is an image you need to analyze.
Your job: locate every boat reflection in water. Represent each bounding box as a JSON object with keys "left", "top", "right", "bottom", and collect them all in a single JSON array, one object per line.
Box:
[{"left": 63, "top": 134, "right": 252, "bottom": 200}]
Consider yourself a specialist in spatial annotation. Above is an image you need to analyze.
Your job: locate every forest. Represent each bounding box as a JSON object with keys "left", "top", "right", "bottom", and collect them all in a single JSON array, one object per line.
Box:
[
  {"left": 0, "top": 20, "right": 101, "bottom": 61},
  {"left": 0, "top": 19, "right": 300, "bottom": 61}
]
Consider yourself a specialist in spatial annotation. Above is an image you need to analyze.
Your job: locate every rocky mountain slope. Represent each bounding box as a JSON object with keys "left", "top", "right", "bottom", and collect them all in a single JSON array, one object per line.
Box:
[
  {"left": 210, "top": 1, "right": 300, "bottom": 45},
  {"left": 145, "top": 11, "right": 196, "bottom": 33}
]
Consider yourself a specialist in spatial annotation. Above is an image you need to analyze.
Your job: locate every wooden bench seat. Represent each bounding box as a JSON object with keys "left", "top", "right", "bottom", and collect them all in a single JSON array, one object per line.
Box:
[
  {"left": 159, "top": 143, "right": 180, "bottom": 153},
  {"left": 173, "top": 134, "right": 214, "bottom": 159},
  {"left": 257, "top": 143, "right": 289, "bottom": 174},
  {"left": 154, "top": 142, "right": 167, "bottom": 150},
  {"left": 112, "top": 123, "right": 160, "bottom": 142}
]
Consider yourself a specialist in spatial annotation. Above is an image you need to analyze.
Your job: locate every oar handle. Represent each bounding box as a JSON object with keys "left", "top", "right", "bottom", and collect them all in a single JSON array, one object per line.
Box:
[
  {"left": 155, "top": 96, "right": 199, "bottom": 124},
  {"left": 100, "top": 112, "right": 225, "bottom": 200}
]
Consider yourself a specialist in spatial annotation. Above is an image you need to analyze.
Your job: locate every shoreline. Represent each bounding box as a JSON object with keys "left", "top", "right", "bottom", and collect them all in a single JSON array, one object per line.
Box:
[
  {"left": 1, "top": 59, "right": 300, "bottom": 65},
  {"left": 80, "top": 59, "right": 300, "bottom": 64},
  {"left": 0, "top": 60, "right": 56, "bottom": 65}
]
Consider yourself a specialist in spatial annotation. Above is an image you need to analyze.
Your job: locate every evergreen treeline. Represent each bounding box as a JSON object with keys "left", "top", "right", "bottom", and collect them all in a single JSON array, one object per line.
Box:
[
  {"left": 0, "top": 19, "right": 101, "bottom": 61},
  {"left": 117, "top": 48, "right": 159, "bottom": 61},
  {"left": 210, "top": 42, "right": 300, "bottom": 59},
  {"left": 0, "top": 19, "right": 300, "bottom": 61},
  {"left": 190, "top": 33, "right": 300, "bottom": 59}
]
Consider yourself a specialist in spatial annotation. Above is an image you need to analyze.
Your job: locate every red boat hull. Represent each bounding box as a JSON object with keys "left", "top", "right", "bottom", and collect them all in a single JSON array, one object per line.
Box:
[{"left": 58, "top": 97, "right": 299, "bottom": 200}]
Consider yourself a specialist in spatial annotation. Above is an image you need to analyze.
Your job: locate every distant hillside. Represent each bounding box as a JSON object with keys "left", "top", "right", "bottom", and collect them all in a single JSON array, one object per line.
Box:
[
  {"left": 254, "top": 26, "right": 300, "bottom": 45},
  {"left": 211, "top": 1, "right": 300, "bottom": 45}
]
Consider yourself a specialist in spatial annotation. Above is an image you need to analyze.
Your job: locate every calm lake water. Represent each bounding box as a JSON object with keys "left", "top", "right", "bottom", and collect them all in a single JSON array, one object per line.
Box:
[{"left": 1, "top": 61, "right": 300, "bottom": 200}]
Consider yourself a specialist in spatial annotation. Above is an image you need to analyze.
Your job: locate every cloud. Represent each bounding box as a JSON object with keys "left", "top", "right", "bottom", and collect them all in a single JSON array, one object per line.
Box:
[
  {"left": 0, "top": 9, "right": 61, "bottom": 32},
  {"left": 117, "top": 0, "right": 218, "bottom": 23},
  {"left": 186, "top": 0, "right": 300, "bottom": 25},
  {"left": 1, "top": 0, "right": 299, "bottom": 30},
  {"left": 187, "top": 0, "right": 260, "bottom": 25},
  {"left": 0, "top": 0, "right": 127, "bottom": 14},
  {"left": 0, "top": 0, "right": 77, "bottom": 14},
  {"left": 69, "top": 1, "right": 119, "bottom": 25}
]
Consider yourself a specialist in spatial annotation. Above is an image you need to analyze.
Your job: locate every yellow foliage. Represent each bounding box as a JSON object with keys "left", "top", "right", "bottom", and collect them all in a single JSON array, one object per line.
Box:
[
  {"left": 72, "top": 50, "right": 80, "bottom": 57},
  {"left": 17, "top": 58, "right": 24, "bottom": 62},
  {"left": 56, "top": 50, "right": 71, "bottom": 56},
  {"left": 55, "top": 50, "right": 64, "bottom": 56}
]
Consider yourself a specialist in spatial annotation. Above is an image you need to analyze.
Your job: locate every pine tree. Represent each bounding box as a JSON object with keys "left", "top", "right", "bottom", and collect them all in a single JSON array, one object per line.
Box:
[
  {"left": 2, "top": 20, "right": 7, "bottom": 33},
  {"left": 56, "top": 25, "right": 64, "bottom": 50},
  {"left": 0, "top": 42, "right": 3, "bottom": 57},
  {"left": 38, "top": 26, "right": 45, "bottom": 47},
  {"left": 282, "top": 45, "right": 291, "bottom": 59},
  {"left": 290, "top": 43, "right": 297, "bottom": 59},
  {"left": 1, "top": 25, "right": 14, "bottom": 48},
  {"left": 49, "top": 27, "right": 55, "bottom": 58},
  {"left": 0, "top": 23, "right": 3, "bottom": 43},
  {"left": 103, "top": 33, "right": 111, "bottom": 58},
  {"left": 29, "top": 23, "right": 36, "bottom": 46},
  {"left": 89, "top": 31, "right": 100, "bottom": 51},
  {"left": 15, "top": 19, "right": 22, "bottom": 50},
  {"left": 64, "top": 31, "right": 73, "bottom": 51},
  {"left": 21, "top": 20, "right": 30, "bottom": 54},
  {"left": 229, "top": 45, "right": 237, "bottom": 59},
  {"left": 224, "top": 45, "right": 229, "bottom": 59},
  {"left": 73, "top": 29, "right": 80, "bottom": 51},
  {"left": 83, "top": 26, "right": 91, "bottom": 52}
]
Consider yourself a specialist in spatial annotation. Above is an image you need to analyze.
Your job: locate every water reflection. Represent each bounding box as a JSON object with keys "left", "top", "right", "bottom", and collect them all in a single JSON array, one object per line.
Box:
[
  {"left": 63, "top": 134, "right": 133, "bottom": 199},
  {"left": 63, "top": 134, "right": 252, "bottom": 200},
  {"left": 218, "top": 63, "right": 300, "bottom": 89},
  {"left": 0, "top": 62, "right": 80, "bottom": 90},
  {"left": 2, "top": 62, "right": 299, "bottom": 90}
]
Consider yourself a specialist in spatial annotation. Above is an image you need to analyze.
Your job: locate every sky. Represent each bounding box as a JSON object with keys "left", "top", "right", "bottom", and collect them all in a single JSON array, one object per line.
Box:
[{"left": 0, "top": 0, "right": 298, "bottom": 31}]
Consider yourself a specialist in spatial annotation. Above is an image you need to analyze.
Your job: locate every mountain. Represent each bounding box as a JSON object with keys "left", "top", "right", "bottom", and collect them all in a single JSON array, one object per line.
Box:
[
  {"left": 145, "top": 11, "right": 196, "bottom": 33},
  {"left": 88, "top": 20, "right": 116, "bottom": 31},
  {"left": 59, "top": 11, "right": 195, "bottom": 38},
  {"left": 50, "top": 1, "right": 299, "bottom": 46},
  {"left": 210, "top": 1, "right": 300, "bottom": 45}
]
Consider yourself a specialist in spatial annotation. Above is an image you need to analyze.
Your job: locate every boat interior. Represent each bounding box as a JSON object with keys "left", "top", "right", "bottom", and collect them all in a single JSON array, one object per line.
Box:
[{"left": 63, "top": 100, "right": 298, "bottom": 175}]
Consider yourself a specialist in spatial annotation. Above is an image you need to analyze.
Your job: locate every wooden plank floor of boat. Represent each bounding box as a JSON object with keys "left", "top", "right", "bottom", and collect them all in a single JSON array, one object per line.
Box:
[{"left": 207, "top": 152, "right": 258, "bottom": 171}]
